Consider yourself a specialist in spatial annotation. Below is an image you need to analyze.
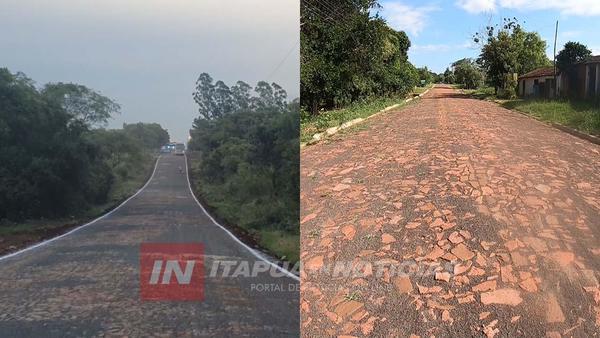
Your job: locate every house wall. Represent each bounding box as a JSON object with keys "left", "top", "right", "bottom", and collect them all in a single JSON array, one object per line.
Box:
[
  {"left": 520, "top": 79, "right": 533, "bottom": 96},
  {"left": 519, "top": 76, "right": 554, "bottom": 97},
  {"left": 551, "top": 61, "right": 600, "bottom": 99},
  {"left": 557, "top": 73, "right": 564, "bottom": 96},
  {"left": 596, "top": 64, "right": 600, "bottom": 97},
  {"left": 576, "top": 64, "right": 587, "bottom": 99},
  {"left": 585, "top": 63, "right": 599, "bottom": 98}
]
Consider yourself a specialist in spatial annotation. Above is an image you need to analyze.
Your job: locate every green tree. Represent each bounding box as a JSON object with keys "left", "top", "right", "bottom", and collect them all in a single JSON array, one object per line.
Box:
[
  {"left": 556, "top": 41, "right": 592, "bottom": 71},
  {"left": 122, "top": 122, "right": 170, "bottom": 149},
  {"left": 300, "top": 0, "right": 417, "bottom": 114},
  {"left": 452, "top": 58, "right": 484, "bottom": 89},
  {"left": 0, "top": 69, "right": 108, "bottom": 219},
  {"left": 434, "top": 73, "right": 445, "bottom": 83},
  {"left": 42, "top": 82, "right": 120, "bottom": 127},
  {"left": 192, "top": 73, "right": 217, "bottom": 120},
  {"left": 556, "top": 42, "right": 592, "bottom": 96},
  {"left": 443, "top": 67, "right": 455, "bottom": 84},
  {"left": 189, "top": 75, "right": 298, "bottom": 233},
  {"left": 517, "top": 31, "right": 551, "bottom": 74},
  {"left": 231, "top": 81, "right": 252, "bottom": 111},
  {"left": 474, "top": 18, "right": 549, "bottom": 93},
  {"left": 0, "top": 68, "right": 165, "bottom": 223},
  {"left": 417, "top": 66, "right": 434, "bottom": 85}
]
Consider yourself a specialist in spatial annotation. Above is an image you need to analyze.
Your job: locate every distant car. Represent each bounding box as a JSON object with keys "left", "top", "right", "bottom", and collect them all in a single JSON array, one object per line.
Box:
[{"left": 173, "top": 143, "right": 185, "bottom": 156}]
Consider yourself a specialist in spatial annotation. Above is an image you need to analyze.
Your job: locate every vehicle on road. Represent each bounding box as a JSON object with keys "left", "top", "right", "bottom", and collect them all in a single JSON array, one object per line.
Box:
[{"left": 174, "top": 143, "right": 185, "bottom": 156}]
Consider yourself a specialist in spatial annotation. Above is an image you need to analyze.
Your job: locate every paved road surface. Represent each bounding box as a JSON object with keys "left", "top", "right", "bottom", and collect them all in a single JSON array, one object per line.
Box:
[
  {"left": 300, "top": 85, "right": 600, "bottom": 337},
  {"left": 0, "top": 154, "right": 299, "bottom": 337}
]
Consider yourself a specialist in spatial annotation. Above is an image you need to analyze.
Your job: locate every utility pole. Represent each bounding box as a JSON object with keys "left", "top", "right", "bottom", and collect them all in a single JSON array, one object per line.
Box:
[{"left": 553, "top": 20, "right": 558, "bottom": 97}]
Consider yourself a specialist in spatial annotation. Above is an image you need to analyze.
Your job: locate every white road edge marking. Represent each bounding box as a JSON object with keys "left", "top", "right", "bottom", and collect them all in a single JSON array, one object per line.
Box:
[
  {"left": 0, "top": 156, "right": 162, "bottom": 262},
  {"left": 184, "top": 154, "right": 300, "bottom": 282}
]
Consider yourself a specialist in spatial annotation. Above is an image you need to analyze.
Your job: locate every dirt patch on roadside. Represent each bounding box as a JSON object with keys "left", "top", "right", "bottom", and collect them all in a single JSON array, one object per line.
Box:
[{"left": 0, "top": 222, "right": 77, "bottom": 256}]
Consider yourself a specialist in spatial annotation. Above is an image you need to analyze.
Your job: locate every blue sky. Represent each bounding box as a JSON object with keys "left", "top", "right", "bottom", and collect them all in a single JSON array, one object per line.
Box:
[{"left": 377, "top": 0, "right": 600, "bottom": 73}]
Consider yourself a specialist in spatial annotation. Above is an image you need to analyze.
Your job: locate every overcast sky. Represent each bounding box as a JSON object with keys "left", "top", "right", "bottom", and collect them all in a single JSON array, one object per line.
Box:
[{"left": 0, "top": 0, "right": 299, "bottom": 142}]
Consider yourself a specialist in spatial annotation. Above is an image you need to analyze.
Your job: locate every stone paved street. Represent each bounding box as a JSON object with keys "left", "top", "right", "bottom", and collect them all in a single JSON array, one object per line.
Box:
[
  {"left": 300, "top": 85, "right": 600, "bottom": 337},
  {"left": 0, "top": 155, "right": 299, "bottom": 337}
]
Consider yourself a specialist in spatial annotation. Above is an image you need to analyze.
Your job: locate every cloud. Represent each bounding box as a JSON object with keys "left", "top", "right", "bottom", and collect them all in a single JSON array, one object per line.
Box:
[
  {"left": 456, "top": 0, "right": 600, "bottom": 15},
  {"left": 411, "top": 44, "right": 453, "bottom": 52},
  {"left": 559, "top": 30, "right": 582, "bottom": 39},
  {"left": 382, "top": 2, "right": 439, "bottom": 36},
  {"left": 411, "top": 41, "right": 476, "bottom": 53},
  {"left": 499, "top": 0, "right": 600, "bottom": 15},
  {"left": 456, "top": 0, "right": 496, "bottom": 14}
]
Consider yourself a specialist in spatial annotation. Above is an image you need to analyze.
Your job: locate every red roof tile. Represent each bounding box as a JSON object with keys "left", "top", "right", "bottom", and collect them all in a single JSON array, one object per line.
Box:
[{"left": 519, "top": 67, "right": 556, "bottom": 79}]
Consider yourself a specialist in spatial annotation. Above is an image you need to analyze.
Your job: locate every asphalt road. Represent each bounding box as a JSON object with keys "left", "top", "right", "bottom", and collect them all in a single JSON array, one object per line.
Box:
[
  {"left": 300, "top": 85, "right": 600, "bottom": 337},
  {"left": 0, "top": 154, "right": 299, "bottom": 337}
]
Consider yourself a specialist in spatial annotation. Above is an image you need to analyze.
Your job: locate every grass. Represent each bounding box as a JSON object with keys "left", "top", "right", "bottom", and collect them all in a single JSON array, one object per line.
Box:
[
  {"left": 300, "top": 85, "right": 433, "bottom": 143},
  {"left": 413, "top": 85, "right": 431, "bottom": 95},
  {"left": 0, "top": 219, "right": 69, "bottom": 236},
  {"left": 344, "top": 291, "right": 361, "bottom": 301},
  {"left": 301, "top": 96, "right": 407, "bottom": 143},
  {"left": 462, "top": 85, "right": 600, "bottom": 136},
  {"left": 501, "top": 99, "right": 600, "bottom": 136},
  {"left": 257, "top": 229, "right": 299, "bottom": 264},
  {"left": 461, "top": 86, "right": 496, "bottom": 100},
  {"left": 0, "top": 154, "right": 156, "bottom": 237}
]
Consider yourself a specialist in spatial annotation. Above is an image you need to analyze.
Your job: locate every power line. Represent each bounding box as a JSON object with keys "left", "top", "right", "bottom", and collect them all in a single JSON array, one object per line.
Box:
[
  {"left": 302, "top": 1, "right": 360, "bottom": 44},
  {"left": 312, "top": 0, "right": 346, "bottom": 20},
  {"left": 302, "top": 1, "right": 351, "bottom": 30},
  {"left": 266, "top": 41, "right": 299, "bottom": 82}
]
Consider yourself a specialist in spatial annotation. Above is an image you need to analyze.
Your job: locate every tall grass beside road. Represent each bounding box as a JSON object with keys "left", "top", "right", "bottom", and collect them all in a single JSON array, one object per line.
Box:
[{"left": 502, "top": 99, "right": 600, "bottom": 136}]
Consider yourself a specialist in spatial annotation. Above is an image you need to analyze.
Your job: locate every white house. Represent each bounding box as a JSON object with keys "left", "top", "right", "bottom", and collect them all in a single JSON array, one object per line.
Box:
[{"left": 518, "top": 67, "right": 556, "bottom": 98}]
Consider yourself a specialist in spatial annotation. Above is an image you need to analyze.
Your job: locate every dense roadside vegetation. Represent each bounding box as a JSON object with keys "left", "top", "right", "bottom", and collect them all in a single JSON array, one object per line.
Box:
[
  {"left": 301, "top": 0, "right": 419, "bottom": 116},
  {"left": 0, "top": 68, "right": 168, "bottom": 238},
  {"left": 188, "top": 73, "right": 299, "bottom": 263},
  {"left": 300, "top": 0, "right": 433, "bottom": 143}
]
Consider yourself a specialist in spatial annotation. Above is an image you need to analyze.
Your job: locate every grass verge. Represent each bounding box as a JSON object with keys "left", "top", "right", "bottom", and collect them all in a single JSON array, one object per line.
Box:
[
  {"left": 300, "top": 87, "right": 431, "bottom": 143},
  {"left": 501, "top": 99, "right": 600, "bottom": 136},
  {"left": 258, "top": 230, "right": 299, "bottom": 264}
]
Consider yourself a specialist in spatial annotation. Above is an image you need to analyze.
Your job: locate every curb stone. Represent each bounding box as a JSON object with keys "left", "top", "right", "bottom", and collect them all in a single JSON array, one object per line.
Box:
[
  {"left": 550, "top": 123, "right": 600, "bottom": 145},
  {"left": 508, "top": 108, "right": 600, "bottom": 146},
  {"left": 465, "top": 90, "right": 600, "bottom": 147},
  {"left": 301, "top": 86, "right": 432, "bottom": 148}
]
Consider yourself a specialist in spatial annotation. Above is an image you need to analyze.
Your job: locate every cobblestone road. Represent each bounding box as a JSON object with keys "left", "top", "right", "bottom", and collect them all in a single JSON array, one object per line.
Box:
[
  {"left": 300, "top": 85, "right": 600, "bottom": 337},
  {"left": 0, "top": 155, "right": 299, "bottom": 337}
]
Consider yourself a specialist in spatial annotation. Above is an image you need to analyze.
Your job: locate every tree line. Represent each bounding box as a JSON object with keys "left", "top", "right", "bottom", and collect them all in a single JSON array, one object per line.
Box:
[
  {"left": 301, "top": 0, "right": 419, "bottom": 114},
  {"left": 459, "top": 17, "right": 594, "bottom": 98},
  {"left": 0, "top": 68, "right": 169, "bottom": 222},
  {"left": 188, "top": 73, "right": 299, "bottom": 234}
]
